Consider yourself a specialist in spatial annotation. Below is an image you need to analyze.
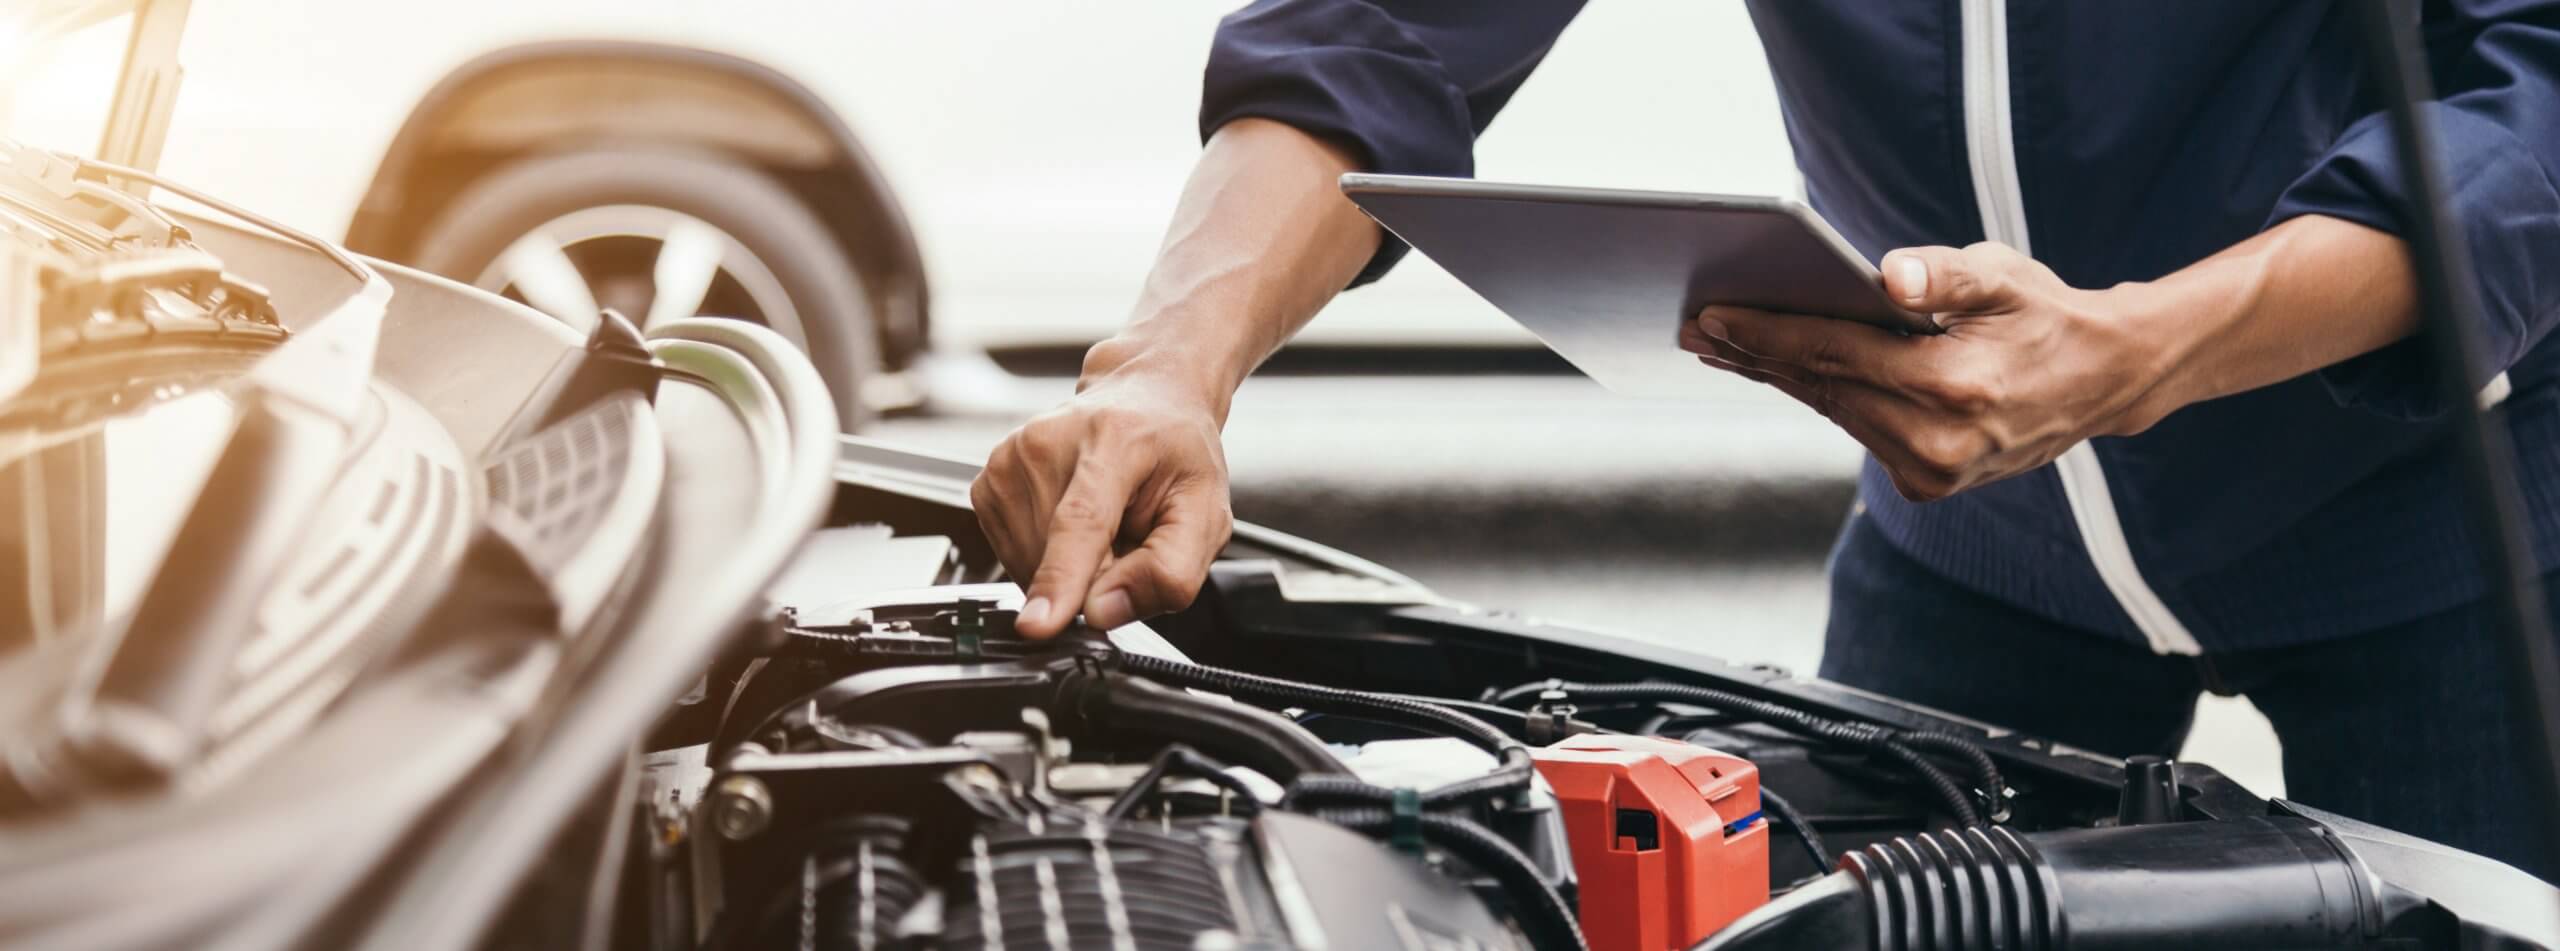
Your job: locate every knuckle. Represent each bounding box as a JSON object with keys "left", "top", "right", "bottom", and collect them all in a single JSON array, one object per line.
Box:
[
  {"left": 1804, "top": 335, "right": 1851, "bottom": 373},
  {"left": 1906, "top": 427, "right": 1977, "bottom": 477},
  {"left": 1928, "top": 370, "right": 2000, "bottom": 415},
  {"left": 1158, "top": 579, "right": 1202, "bottom": 614},
  {"left": 1087, "top": 405, "right": 1148, "bottom": 440},
  {"left": 1174, "top": 543, "right": 1219, "bottom": 591},
  {"left": 1133, "top": 559, "right": 1203, "bottom": 612},
  {"left": 1016, "top": 419, "right": 1072, "bottom": 458},
  {"left": 981, "top": 438, "right": 1020, "bottom": 473},
  {"left": 1051, "top": 492, "right": 1108, "bottom": 528},
  {"left": 1940, "top": 267, "right": 1983, "bottom": 301}
]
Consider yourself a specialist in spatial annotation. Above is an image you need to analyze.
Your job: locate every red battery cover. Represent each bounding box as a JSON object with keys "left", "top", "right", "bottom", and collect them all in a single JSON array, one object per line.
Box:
[{"left": 1531, "top": 734, "right": 1769, "bottom": 951}]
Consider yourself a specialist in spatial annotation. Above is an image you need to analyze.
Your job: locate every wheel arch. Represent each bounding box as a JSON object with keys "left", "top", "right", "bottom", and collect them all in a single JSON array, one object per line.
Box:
[{"left": 346, "top": 40, "right": 930, "bottom": 371}]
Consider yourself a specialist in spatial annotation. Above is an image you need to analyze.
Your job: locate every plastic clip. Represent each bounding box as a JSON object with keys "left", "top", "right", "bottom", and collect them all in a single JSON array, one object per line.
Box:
[
  {"left": 949, "top": 599, "right": 988, "bottom": 660},
  {"left": 1390, "top": 787, "right": 1425, "bottom": 856}
]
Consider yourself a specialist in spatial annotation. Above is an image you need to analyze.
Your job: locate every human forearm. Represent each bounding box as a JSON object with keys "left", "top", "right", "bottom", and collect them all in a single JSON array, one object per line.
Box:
[
  {"left": 1081, "top": 118, "right": 1381, "bottom": 422},
  {"left": 974, "top": 118, "right": 1377, "bottom": 636},
  {"left": 2112, "top": 214, "right": 2420, "bottom": 428}
]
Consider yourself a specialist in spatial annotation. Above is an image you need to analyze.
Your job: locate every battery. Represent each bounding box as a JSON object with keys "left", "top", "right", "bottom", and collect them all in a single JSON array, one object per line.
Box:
[{"left": 1531, "top": 734, "right": 1769, "bottom": 951}]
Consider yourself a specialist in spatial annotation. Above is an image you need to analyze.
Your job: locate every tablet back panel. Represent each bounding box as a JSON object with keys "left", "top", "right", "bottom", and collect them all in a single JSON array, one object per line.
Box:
[{"left": 1344, "top": 175, "right": 1922, "bottom": 400}]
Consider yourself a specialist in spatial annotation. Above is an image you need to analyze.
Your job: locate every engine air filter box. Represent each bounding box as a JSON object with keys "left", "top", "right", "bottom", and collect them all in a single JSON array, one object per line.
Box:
[{"left": 1532, "top": 734, "right": 1768, "bottom": 951}]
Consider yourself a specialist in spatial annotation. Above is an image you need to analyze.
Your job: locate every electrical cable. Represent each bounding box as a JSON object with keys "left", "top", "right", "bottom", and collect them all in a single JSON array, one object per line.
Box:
[
  {"left": 1103, "top": 744, "right": 1263, "bottom": 821},
  {"left": 1378, "top": 693, "right": 1551, "bottom": 733},
  {"left": 1496, "top": 680, "right": 2000, "bottom": 826},
  {"left": 2351, "top": 0, "right": 2560, "bottom": 863},
  {"left": 1893, "top": 731, "right": 2009, "bottom": 821},
  {"left": 1113, "top": 651, "right": 1536, "bottom": 808},
  {"left": 1757, "top": 786, "right": 1832, "bottom": 874},
  {"left": 1870, "top": 740, "right": 1982, "bottom": 828},
  {"left": 1120, "top": 652, "right": 1515, "bottom": 756}
]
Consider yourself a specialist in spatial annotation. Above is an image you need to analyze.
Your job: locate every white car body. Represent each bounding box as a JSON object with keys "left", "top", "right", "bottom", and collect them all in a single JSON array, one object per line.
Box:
[{"left": 9, "top": 2, "right": 1797, "bottom": 353}]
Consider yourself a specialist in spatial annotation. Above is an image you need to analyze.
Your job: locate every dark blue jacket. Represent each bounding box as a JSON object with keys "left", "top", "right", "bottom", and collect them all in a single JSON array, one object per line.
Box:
[{"left": 1201, "top": 1, "right": 2560, "bottom": 654}]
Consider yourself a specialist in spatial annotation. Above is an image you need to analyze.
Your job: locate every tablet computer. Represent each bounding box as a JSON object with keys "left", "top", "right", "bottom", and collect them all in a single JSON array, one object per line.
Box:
[{"left": 1341, "top": 173, "right": 1931, "bottom": 400}]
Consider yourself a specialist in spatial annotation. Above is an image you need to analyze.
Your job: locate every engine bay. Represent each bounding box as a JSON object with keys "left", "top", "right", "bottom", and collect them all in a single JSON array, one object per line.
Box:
[
  {"left": 615, "top": 471, "right": 2560, "bottom": 951},
  {"left": 658, "top": 585, "right": 1817, "bottom": 951}
]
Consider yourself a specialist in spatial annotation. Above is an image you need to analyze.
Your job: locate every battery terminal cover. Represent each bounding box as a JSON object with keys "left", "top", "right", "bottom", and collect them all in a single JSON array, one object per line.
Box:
[{"left": 1531, "top": 734, "right": 1769, "bottom": 951}]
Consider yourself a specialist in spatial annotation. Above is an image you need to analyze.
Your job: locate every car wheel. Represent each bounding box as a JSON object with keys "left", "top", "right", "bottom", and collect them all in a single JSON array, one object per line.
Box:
[{"left": 409, "top": 148, "right": 880, "bottom": 430}]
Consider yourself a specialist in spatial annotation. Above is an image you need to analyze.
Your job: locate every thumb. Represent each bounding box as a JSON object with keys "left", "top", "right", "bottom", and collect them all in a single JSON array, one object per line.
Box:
[{"left": 1882, "top": 244, "right": 2026, "bottom": 316}]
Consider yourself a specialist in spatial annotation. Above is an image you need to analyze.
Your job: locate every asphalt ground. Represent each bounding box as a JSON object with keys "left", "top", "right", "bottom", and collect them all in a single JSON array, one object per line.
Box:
[{"left": 877, "top": 365, "right": 2286, "bottom": 796}]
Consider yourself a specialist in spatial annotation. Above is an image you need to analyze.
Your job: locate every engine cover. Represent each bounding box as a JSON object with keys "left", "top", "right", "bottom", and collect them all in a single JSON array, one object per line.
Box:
[{"left": 1532, "top": 734, "right": 1768, "bottom": 951}]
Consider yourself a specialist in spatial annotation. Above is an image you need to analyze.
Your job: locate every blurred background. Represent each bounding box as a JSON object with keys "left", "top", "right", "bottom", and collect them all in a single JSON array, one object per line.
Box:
[{"left": 4, "top": 0, "right": 2280, "bottom": 792}]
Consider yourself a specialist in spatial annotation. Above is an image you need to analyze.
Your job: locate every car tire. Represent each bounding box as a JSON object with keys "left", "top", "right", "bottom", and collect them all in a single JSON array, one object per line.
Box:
[{"left": 409, "top": 147, "right": 880, "bottom": 431}]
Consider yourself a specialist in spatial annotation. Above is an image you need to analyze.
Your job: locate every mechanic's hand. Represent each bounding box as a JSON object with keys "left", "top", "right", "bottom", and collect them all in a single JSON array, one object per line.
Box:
[
  {"left": 970, "top": 367, "right": 1235, "bottom": 638},
  {"left": 1681, "top": 241, "right": 2175, "bottom": 501}
]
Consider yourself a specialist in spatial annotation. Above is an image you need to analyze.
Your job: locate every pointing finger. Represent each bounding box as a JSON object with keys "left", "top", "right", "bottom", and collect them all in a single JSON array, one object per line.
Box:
[{"left": 1017, "top": 458, "right": 1141, "bottom": 638}]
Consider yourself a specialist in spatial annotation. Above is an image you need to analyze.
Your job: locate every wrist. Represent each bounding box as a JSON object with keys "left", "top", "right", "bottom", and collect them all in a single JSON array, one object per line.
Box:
[
  {"left": 1079, "top": 331, "right": 1242, "bottom": 424},
  {"left": 2086, "top": 278, "right": 2221, "bottom": 436}
]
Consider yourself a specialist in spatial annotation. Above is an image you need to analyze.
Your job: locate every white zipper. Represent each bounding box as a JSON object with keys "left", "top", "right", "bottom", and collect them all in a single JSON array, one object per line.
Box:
[{"left": 1958, "top": 0, "right": 2205, "bottom": 655}]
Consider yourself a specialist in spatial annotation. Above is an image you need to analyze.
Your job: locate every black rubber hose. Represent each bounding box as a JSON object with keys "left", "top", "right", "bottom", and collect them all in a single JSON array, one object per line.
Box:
[
  {"left": 1116, "top": 652, "right": 1535, "bottom": 807},
  {"left": 1104, "top": 744, "right": 1263, "bottom": 821},
  {"left": 1505, "top": 681, "right": 1998, "bottom": 826},
  {"left": 1074, "top": 672, "right": 1348, "bottom": 782},
  {"left": 1758, "top": 786, "right": 1832, "bottom": 874},
  {"left": 1312, "top": 807, "right": 1587, "bottom": 951}
]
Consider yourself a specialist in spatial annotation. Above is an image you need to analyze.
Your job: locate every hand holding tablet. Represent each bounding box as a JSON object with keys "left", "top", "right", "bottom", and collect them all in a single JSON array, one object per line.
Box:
[{"left": 1343, "top": 172, "right": 2193, "bottom": 502}]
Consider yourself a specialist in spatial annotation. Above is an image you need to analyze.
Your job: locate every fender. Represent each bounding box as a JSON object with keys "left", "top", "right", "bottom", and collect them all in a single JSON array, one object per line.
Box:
[{"left": 344, "top": 40, "right": 930, "bottom": 371}]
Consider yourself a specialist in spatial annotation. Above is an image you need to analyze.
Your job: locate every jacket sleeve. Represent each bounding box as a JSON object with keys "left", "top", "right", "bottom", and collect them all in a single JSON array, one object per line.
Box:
[
  {"left": 1200, "top": 0, "right": 1586, "bottom": 286},
  {"left": 2267, "top": 3, "right": 2560, "bottom": 418}
]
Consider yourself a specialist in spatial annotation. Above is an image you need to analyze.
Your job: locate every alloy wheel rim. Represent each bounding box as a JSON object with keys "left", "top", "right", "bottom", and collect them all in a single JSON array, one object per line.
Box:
[{"left": 470, "top": 204, "right": 809, "bottom": 350}]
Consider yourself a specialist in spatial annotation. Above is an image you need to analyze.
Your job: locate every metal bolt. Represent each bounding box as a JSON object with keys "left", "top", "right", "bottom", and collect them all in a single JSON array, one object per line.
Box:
[{"left": 710, "top": 775, "right": 773, "bottom": 841}]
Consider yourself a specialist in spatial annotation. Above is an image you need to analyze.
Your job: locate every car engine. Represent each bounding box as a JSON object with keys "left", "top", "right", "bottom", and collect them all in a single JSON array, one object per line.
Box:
[
  {"left": 657, "top": 595, "right": 1583, "bottom": 951},
  {"left": 635, "top": 532, "right": 2560, "bottom": 951}
]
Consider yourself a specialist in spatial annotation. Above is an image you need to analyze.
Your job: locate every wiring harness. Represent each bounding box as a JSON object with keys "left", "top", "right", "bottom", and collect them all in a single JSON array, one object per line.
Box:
[{"left": 1488, "top": 679, "right": 2010, "bottom": 828}]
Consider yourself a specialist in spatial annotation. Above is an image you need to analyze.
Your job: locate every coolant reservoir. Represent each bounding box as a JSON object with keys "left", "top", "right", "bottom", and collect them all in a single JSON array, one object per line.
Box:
[{"left": 1532, "top": 734, "right": 1769, "bottom": 951}]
